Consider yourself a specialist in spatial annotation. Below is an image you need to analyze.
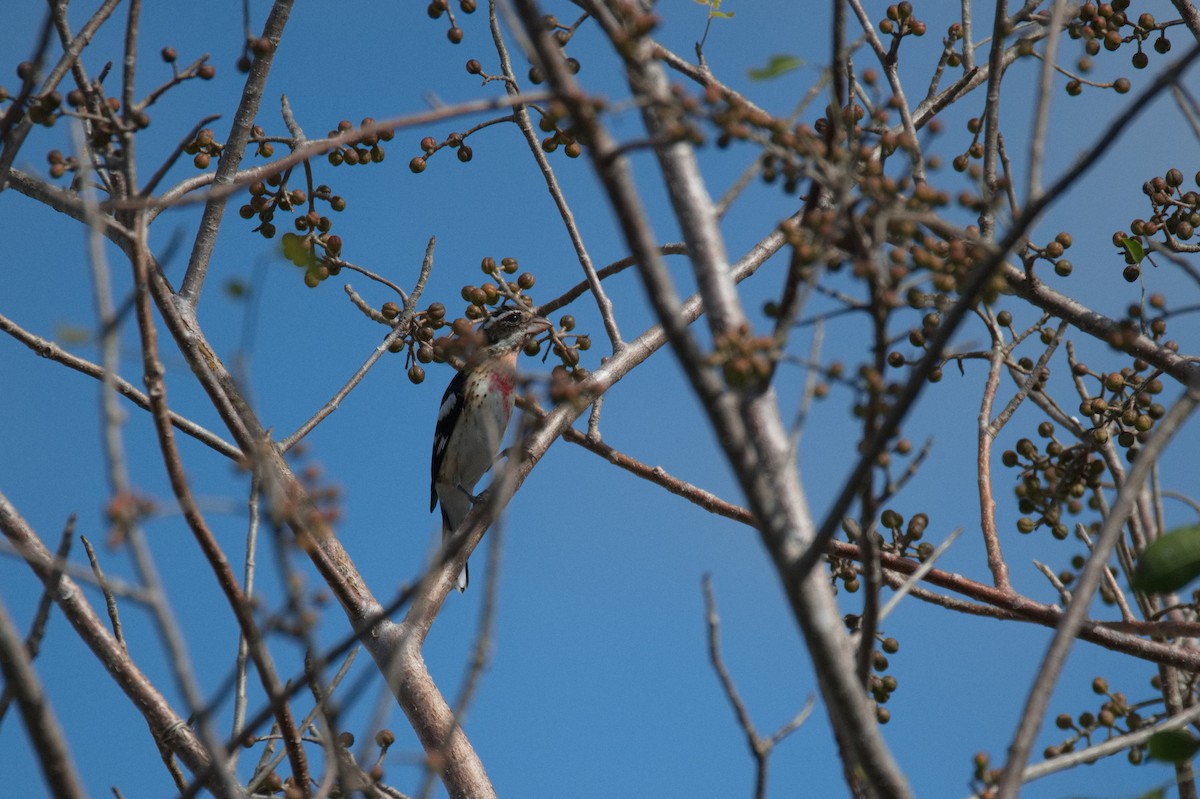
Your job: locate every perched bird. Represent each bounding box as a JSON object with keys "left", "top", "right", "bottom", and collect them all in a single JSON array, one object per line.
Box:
[{"left": 430, "top": 306, "right": 552, "bottom": 591}]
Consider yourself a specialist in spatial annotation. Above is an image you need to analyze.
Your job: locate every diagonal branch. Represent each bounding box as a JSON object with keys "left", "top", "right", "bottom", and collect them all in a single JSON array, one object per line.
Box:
[
  {"left": 0, "top": 594, "right": 86, "bottom": 799},
  {"left": 513, "top": 1, "right": 910, "bottom": 793},
  {"left": 488, "top": 0, "right": 624, "bottom": 350},
  {"left": 0, "top": 518, "right": 74, "bottom": 726},
  {"left": 0, "top": 492, "right": 229, "bottom": 795},
  {"left": 996, "top": 388, "right": 1200, "bottom": 797},
  {"left": 178, "top": 0, "right": 294, "bottom": 305}
]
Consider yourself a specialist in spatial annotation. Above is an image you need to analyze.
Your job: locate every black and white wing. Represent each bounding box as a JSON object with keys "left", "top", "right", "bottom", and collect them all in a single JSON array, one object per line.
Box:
[{"left": 430, "top": 368, "right": 467, "bottom": 512}]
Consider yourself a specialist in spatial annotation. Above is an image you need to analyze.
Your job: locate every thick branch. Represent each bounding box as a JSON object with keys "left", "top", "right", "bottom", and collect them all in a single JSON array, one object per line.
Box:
[{"left": 514, "top": 1, "right": 910, "bottom": 794}]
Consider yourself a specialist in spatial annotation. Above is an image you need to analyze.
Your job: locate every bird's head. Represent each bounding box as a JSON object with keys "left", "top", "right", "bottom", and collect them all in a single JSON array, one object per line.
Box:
[{"left": 478, "top": 306, "right": 552, "bottom": 354}]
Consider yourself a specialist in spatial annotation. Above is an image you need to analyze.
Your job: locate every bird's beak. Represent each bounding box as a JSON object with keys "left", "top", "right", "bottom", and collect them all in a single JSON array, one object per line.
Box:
[{"left": 528, "top": 316, "right": 553, "bottom": 335}]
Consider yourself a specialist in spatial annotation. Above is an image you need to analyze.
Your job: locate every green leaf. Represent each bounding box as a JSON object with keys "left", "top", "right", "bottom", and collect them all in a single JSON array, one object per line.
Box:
[
  {"left": 747, "top": 54, "right": 804, "bottom": 81},
  {"left": 281, "top": 232, "right": 316, "bottom": 269},
  {"left": 1132, "top": 525, "right": 1200, "bottom": 594},
  {"left": 54, "top": 324, "right": 91, "bottom": 346},
  {"left": 224, "top": 278, "right": 250, "bottom": 300},
  {"left": 1135, "top": 787, "right": 1167, "bottom": 799},
  {"left": 1122, "top": 236, "right": 1145, "bottom": 265},
  {"left": 1147, "top": 729, "right": 1200, "bottom": 763},
  {"left": 693, "top": 0, "right": 733, "bottom": 17}
]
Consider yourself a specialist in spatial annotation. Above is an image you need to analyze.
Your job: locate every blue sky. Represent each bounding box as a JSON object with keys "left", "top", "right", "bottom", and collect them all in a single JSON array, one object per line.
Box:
[{"left": 2, "top": 2, "right": 1199, "bottom": 797}]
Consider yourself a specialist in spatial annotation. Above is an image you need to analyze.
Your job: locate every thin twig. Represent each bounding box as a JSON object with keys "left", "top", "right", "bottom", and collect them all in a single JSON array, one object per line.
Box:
[
  {"left": 488, "top": 0, "right": 623, "bottom": 350},
  {"left": 230, "top": 473, "right": 262, "bottom": 769},
  {"left": 0, "top": 490, "right": 231, "bottom": 795},
  {"left": 1032, "top": 560, "right": 1072, "bottom": 606},
  {"left": 535, "top": 243, "right": 688, "bottom": 317},
  {"left": 80, "top": 535, "right": 125, "bottom": 650},
  {"left": 279, "top": 237, "right": 435, "bottom": 451},
  {"left": 0, "top": 310, "right": 240, "bottom": 459},
  {"left": 877, "top": 527, "right": 964, "bottom": 623},
  {"left": 702, "top": 575, "right": 813, "bottom": 799},
  {"left": 131, "top": 182, "right": 310, "bottom": 787},
  {"left": 994, "top": 699, "right": 1200, "bottom": 793},
  {"left": 1026, "top": 0, "right": 1067, "bottom": 199}
]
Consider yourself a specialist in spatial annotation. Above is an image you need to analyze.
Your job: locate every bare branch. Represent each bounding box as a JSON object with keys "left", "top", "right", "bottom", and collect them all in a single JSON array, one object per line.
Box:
[
  {"left": 703, "top": 575, "right": 813, "bottom": 799},
  {"left": 513, "top": 1, "right": 909, "bottom": 792},
  {"left": 80, "top": 535, "right": 125, "bottom": 650},
  {"left": 280, "top": 237, "right": 435, "bottom": 451},
  {"left": 179, "top": 0, "right": 295, "bottom": 305},
  {"left": 488, "top": 0, "right": 624, "bottom": 350},
  {"left": 0, "top": 491, "right": 230, "bottom": 795},
  {"left": 0, "top": 518, "right": 74, "bottom": 726},
  {"left": 0, "top": 594, "right": 87, "bottom": 799},
  {"left": 0, "top": 309, "right": 240, "bottom": 459}
]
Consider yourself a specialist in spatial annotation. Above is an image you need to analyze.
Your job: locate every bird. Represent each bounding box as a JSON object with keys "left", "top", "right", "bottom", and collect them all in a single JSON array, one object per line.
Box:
[{"left": 430, "top": 306, "right": 552, "bottom": 591}]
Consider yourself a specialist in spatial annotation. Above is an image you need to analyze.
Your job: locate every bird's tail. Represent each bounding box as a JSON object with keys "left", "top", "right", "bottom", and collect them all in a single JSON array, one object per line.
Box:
[{"left": 441, "top": 506, "right": 470, "bottom": 592}]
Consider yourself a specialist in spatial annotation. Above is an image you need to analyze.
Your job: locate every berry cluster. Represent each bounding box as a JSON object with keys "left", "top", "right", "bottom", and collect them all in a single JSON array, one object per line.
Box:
[
  {"left": 235, "top": 35, "right": 276, "bottom": 74},
  {"left": 1003, "top": 346, "right": 1168, "bottom": 543},
  {"left": 1069, "top": 1, "right": 1174, "bottom": 72},
  {"left": 18, "top": 45, "right": 215, "bottom": 182},
  {"left": 525, "top": 13, "right": 583, "bottom": 86},
  {"left": 534, "top": 99, "right": 585, "bottom": 158},
  {"left": 186, "top": 127, "right": 223, "bottom": 169},
  {"left": 1072, "top": 345, "right": 1169, "bottom": 455},
  {"left": 841, "top": 606, "right": 903, "bottom": 724},
  {"left": 1047, "top": 677, "right": 1151, "bottom": 764},
  {"left": 879, "top": 509, "right": 933, "bottom": 560},
  {"left": 1005, "top": 431, "right": 1101, "bottom": 541},
  {"left": 709, "top": 324, "right": 775, "bottom": 389},
  {"left": 426, "top": 0, "right": 478, "bottom": 44},
  {"left": 388, "top": 256, "right": 589, "bottom": 387},
  {"left": 409, "top": 131, "right": 475, "bottom": 173},
  {"left": 294, "top": 449, "right": 344, "bottom": 529},
  {"left": 1025, "top": 231, "right": 1076, "bottom": 278},
  {"left": 1116, "top": 169, "right": 1200, "bottom": 282},
  {"left": 326, "top": 118, "right": 393, "bottom": 167},
  {"left": 877, "top": 3, "right": 927, "bottom": 38},
  {"left": 245, "top": 173, "right": 345, "bottom": 250}
]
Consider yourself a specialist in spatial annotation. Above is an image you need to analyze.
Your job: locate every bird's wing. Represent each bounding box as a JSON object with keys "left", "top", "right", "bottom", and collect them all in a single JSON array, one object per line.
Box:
[{"left": 430, "top": 368, "right": 467, "bottom": 512}]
